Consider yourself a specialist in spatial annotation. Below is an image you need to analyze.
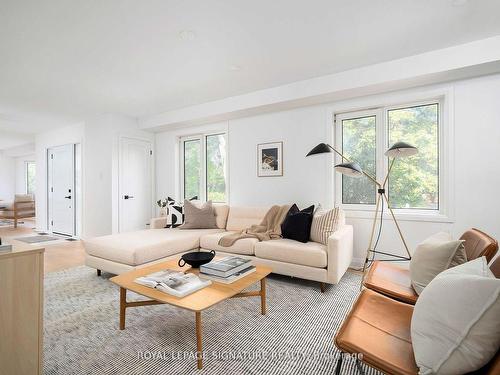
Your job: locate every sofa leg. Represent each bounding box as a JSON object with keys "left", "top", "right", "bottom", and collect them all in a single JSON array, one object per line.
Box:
[
  {"left": 14, "top": 218, "right": 18, "bottom": 228},
  {"left": 335, "top": 354, "right": 343, "bottom": 375},
  {"left": 320, "top": 282, "right": 325, "bottom": 293},
  {"left": 97, "top": 269, "right": 102, "bottom": 277}
]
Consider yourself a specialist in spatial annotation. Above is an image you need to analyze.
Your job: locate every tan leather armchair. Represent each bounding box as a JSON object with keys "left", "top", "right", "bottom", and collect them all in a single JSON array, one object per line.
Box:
[
  {"left": 363, "top": 228, "right": 498, "bottom": 305},
  {"left": 334, "top": 257, "right": 500, "bottom": 375},
  {"left": 0, "top": 194, "right": 36, "bottom": 228}
]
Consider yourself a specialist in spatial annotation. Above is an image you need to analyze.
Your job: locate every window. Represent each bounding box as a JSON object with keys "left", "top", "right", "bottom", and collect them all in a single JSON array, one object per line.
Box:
[
  {"left": 181, "top": 133, "right": 227, "bottom": 202},
  {"left": 341, "top": 114, "right": 376, "bottom": 205},
  {"left": 387, "top": 104, "right": 439, "bottom": 210},
  {"left": 336, "top": 100, "right": 441, "bottom": 212},
  {"left": 183, "top": 139, "right": 201, "bottom": 199},
  {"left": 205, "top": 134, "right": 227, "bottom": 202},
  {"left": 26, "top": 161, "right": 36, "bottom": 195}
]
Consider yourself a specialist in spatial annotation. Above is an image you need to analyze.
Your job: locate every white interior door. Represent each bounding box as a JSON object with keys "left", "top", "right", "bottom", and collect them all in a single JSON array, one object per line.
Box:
[
  {"left": 119, "top": 137, "right": 152, "bottom": 232},
  {"left": 48, "top": 144, "right": 75, "bottom": 236}
]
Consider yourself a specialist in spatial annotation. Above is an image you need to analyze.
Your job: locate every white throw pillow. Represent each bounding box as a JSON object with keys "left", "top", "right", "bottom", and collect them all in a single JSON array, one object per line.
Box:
[
  {"left": 411, "top": 257, "right": 500, "bottom": 375},
  {"left": 165, "top": 196, "right": 199, "bottom": 228},
  {"left": 410, "top": 232, "right": 467, "bottom": 294},
  {"left": 165, "top": 197, "right": 184, "bottom": 228},
  {"left": 310, "top": 207, "right": 344, "bottom": 245}
]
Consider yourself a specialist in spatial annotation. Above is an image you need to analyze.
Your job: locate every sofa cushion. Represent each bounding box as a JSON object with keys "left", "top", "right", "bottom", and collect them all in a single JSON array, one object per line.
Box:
[
  {"left": 281, "top": 204, "right": 315, "bottom": 243},
  {"left": 180, "top": 200, "right": 217, "bottom": 229},
  {"left": 83, "top": 228, "right": 223, "bottom": 266},
  {"left": 200, "top": 231, "right": 258, "bottom": 255},
  {"left": 254, "top": 239, "right": 327, "bottom": 268},
  {"left": 226, "top": 206, "right": 269, "bottom": 231},
  {"left": 410, "top": 232, "right": 466, "bottom": 295},
  {"left": 213, "top": 204, "right": 229, "bottom": 229},
  {"left": 411, "top": 257, "right": 500, "bottom": 374},
  {"left": 310, "top": 207, "right": 345, "bottom": 245}
]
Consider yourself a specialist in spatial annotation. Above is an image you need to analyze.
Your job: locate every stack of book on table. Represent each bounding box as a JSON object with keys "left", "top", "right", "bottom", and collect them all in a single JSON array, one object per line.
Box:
[
  {"left": 135, "top": 270, "right": 211, "bottom": 298},
  {"left": 200, "top": 256, "right": 255, "bottom": 284}
]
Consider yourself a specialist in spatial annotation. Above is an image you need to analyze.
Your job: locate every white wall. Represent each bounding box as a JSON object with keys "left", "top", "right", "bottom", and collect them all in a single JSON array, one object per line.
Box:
[
  {"left": 453, "top": 74, "right": 500, "bottom": 238},
  {"left": 155, "top": 122, "right": 228, "bottom": 213},
  {"left": 14, "top": 154, "right": 36, "bottom": 194},
  {"left": 155, "top": 73, "right": 500, "bottom": 265},
  {"left": 35, "top": 116, "right": 154, "bottom": 239},
  {"left": 84, "top": 114, "right": 154, "bottom": 237},
  {"left": 228, "top": 106, "right": 330, "bottom": 207},
  {"left": 155, "top": 109, "right": 329, "bottom": 208},
  {"left": 35, "top": 122, "right": 85, "bottom": 234},
  {"left": 0, "top": 151, "right": 15, "bottom": 200}
]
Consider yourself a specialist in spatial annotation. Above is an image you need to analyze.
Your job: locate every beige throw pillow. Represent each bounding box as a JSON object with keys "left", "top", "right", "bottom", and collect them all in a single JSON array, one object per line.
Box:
[
  {"left": 410, "top": 232, "right": 467, "bottom": 295},
  {"left": 179, "top": 200, "right": 217, "bottom": 229},
  {"left": 411, "top": 257, "right": 500, "bottom": 374},
  {"left": 310, "top": 207, "right": 344, "bottom": 245}
]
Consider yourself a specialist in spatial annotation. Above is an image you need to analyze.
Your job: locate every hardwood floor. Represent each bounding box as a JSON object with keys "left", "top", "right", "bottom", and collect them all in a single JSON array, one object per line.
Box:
[{"left": 0, "top": 219, "right": 86, "bottom": 274}]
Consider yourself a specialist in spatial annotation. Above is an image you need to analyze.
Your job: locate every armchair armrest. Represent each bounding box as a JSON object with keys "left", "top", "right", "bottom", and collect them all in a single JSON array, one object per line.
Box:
[
  {"left": 150, "top": 217, "right": 168, "bottom": 229},
  {"left": 326, "top": 225, "right": 354, "bottom": 284},
  {"left": 13, "top": 201, "right": 35, "bottom": 215}
]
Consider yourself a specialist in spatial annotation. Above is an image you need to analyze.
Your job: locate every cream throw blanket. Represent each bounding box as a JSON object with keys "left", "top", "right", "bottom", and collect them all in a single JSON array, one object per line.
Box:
[{"left": 218, "top": 205, "right": 291, "bottom": 247}]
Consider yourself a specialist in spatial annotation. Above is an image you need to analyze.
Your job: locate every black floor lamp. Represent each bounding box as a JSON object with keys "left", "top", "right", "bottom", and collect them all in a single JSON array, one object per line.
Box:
[{"left": 306, "top": 141, "right": 418, "bottom": 285}]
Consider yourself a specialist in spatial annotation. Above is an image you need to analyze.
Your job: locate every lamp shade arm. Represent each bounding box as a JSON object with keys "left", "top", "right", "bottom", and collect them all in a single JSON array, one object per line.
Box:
[
  {"left": 363, "top": 170, "right": 382, "bottom": 188},
  {"left": 382, "top": 158, "right": 396, "bottom": 188},
  {"left": 326, "top": 144, "right": 381, "bottom": 187},
  {"left": 326, "top": 144, "right": 351, "bottom": 162}
]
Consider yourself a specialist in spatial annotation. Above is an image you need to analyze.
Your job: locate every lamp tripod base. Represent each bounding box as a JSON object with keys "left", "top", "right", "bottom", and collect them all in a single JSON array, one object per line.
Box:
[{"left": 359, "top": 190, "right": 412, "bottom": 289}]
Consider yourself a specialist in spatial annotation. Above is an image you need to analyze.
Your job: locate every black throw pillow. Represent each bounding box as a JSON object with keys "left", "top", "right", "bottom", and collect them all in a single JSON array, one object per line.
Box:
[{"left": 281, "top": 204, "right": 315, "bottom": 243}]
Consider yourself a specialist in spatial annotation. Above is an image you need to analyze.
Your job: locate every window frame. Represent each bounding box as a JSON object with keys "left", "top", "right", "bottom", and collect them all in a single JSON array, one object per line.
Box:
[
  {"left": 25, "top": 160, "right": 36, "bottom": 195},
  {"left": 385, "top": 101, "right": 440, "bottom": 211},
  {"left": 333, "top": 92, "right": 453, "bottom": 223},
  {"left": 179, "top": 131, "right": 229, "bottom": 203},
  {"left": 336, "top": 108, "right": 381, "bottom": 209}
]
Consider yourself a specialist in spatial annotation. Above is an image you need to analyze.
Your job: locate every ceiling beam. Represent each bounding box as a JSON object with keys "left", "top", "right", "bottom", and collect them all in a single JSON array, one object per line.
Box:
[{"left": 139, "top": 35, "right": 500, "bottom": 132}]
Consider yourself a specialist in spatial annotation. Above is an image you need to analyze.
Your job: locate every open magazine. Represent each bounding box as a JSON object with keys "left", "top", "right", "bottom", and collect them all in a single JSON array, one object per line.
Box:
[{"left": 135, "top": 269, "right": 211, "bottom": 298}]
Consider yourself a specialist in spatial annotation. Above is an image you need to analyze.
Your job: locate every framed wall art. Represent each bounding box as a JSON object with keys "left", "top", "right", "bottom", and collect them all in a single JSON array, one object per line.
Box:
[{"left": 257, "top": 142, "right": 283, "bottom": 177}]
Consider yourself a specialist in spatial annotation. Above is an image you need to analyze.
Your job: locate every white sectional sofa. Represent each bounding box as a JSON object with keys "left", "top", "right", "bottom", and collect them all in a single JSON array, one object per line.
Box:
[{"left": 84, "top": 205, "right": 354, "bottom": 287}]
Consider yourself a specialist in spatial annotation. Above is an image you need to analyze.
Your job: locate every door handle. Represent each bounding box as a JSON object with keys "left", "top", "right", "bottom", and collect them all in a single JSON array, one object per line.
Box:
[
  {"left": 64, "top": 196, "right": 72, "bottom": 199},
  {"left": 124, "top": 195, "right": 134, "bottom": 200}
]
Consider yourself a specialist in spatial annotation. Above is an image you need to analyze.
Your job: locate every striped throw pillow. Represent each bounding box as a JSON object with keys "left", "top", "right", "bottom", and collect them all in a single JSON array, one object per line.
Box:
[{"left": 310, "top": 207, "right": 344, "bottom": 245}]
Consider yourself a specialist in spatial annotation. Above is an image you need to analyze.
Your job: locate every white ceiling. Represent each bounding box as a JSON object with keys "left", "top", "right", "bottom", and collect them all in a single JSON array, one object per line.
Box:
[
  {"left": 0, "top": 129, "right": 33, "bottom": 150},
  {"left": 1, "top": 0, "right": 500, "bottom": 135}
]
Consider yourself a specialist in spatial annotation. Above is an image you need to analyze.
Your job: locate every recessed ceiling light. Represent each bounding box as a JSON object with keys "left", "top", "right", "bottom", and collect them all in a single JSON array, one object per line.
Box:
[
  {"left": 229, "top": 65, "right": 242, "bottom": 72},
  {"left": 451, "top": 0, "right": 468, "bottom": 6},
  {"left": 178, "top": 30, "right": 196, "bottom": 41}
]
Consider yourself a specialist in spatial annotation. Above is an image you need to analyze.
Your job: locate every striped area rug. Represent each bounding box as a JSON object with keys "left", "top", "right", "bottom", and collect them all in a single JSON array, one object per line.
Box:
[{"left": 44, "top": 266, "right": 382, "bottom": 375}]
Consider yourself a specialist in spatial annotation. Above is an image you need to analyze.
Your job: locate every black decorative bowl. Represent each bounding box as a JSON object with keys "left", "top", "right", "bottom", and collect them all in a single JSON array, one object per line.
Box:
[{"left": 178, "top": 250, "right": 216, "bottom": 268}]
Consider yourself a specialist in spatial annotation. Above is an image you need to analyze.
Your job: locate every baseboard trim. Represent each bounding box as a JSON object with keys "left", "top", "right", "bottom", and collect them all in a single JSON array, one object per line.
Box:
[{"left": 350, "top": 257, "right": 364, "bottom": 269}]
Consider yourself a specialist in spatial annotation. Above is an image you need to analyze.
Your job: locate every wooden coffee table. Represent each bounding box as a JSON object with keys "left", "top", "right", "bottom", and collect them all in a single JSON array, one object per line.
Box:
[{"left": 110, "top": 259, "right": 272, "bottom": 369}]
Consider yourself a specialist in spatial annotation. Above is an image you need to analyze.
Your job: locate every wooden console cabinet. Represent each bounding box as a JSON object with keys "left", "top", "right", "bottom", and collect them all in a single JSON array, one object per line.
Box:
[{"left": 0, "top": 245, "right": 44, "bottom": 375}]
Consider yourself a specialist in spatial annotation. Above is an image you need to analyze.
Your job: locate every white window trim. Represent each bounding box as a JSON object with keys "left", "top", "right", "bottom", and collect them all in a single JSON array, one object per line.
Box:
[
  {"left": 25, "top": 160, "right": 35, "bottom": 195},
  {"left": 335, "top": 108, "right": 380, "bottom": 210},
  {"left": 329, "top": 87, "right": 454, "bottom": 223},
  {"left": 179, "top": 131, "right": 229, "bottom": 203}
]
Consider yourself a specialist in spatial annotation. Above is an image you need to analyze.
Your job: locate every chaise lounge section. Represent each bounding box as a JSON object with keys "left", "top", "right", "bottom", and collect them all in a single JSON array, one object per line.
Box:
[{"left": 83, "top": 205, "right": 354, "bottom": 287}]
